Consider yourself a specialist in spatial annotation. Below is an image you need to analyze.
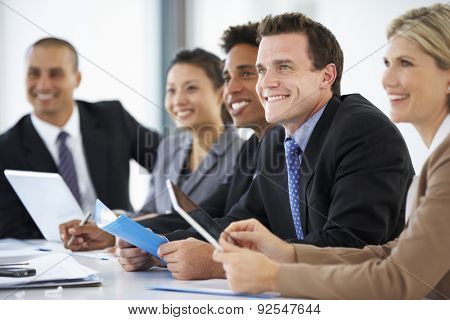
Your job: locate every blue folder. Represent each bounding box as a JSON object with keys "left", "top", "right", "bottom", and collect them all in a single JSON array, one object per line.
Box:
[{"left": 95, "top": 200, "right": 168, "bottom": 261}]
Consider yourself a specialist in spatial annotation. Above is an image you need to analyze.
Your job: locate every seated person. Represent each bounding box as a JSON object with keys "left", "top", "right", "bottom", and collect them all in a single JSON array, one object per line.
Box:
[
  {"left": 117, "top": 14, "right": 414, "bottom": 281},
  {"left": 0, "top": 37, "right": 160, "bottom": 239},
  {"left": 60, "top": 48, "right": 244, "bottom": 250},
  {"left": 213, "top": 4, "right": 450, "bottom": 299}
]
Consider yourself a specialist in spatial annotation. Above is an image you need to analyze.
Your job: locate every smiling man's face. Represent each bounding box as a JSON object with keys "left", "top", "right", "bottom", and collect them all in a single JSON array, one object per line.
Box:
[
  {"left": 26, "top": 45, "right": 80, "bottom": 120},
  {"left": 256, "top": 32, "right": 331, "bottom": 134},
  {"left": 223, "top": 43, "right": 266, "bottom": 130}
]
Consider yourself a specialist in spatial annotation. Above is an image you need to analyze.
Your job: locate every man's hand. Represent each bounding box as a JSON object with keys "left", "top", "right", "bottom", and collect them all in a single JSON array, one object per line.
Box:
[
  {"left": 116, "top": 238, "right": 160, "bottom": 271},
  {"left": 223, "top": 219, "right": 296, "bottom": 263},
  {"left": 59, "top": 220, "right": 115, "bottom": 251},
  {"left": 157, "top": 238, "right": 225, "bottom": 280},
  {"left": 213, "top": 238, "right": 280, "bottom": 294}
]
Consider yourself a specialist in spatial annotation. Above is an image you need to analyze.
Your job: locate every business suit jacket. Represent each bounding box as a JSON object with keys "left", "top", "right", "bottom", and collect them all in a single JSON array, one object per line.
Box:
[
  {"left": 139, "top": 134, "right": 259, "bottom": 233},
  {"left": 0, "top": 100, "right": 161, "bottom": 239},
  {"left": 278, "top": 135, "right": 450, "bottom": 299},
  {"left": 139, "top": 125, "right": 244, "bottom": 215},
  {"left": 168, "top": 94, "right": 414, "bottom": 247}
]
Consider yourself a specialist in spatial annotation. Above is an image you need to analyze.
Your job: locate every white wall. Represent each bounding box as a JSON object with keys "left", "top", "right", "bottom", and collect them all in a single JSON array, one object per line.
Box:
[
  {"left": 185, "top": 0, "right": 437, "bottom": 172},
  {"left": 314, "top": 0, "right": 434, "bottom": 172},
  {"left": 0, "top": 0, "right": 440, "bottom": 211},
  {"left": 0, "top": 0, "right": 162, "bottom": 209}
]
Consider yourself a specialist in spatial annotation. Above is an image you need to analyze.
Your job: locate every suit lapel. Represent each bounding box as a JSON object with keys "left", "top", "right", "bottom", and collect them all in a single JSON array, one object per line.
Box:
[
  {"left": 181, "top": 150, "right": 217, "bottom": 195},
  {"left": 78, "top": 101, "right": 108, "bottom": 200},
  {"left": 22, "top": 116, "right": 58, "bottom": 172},
  {"left": 181, "top": 127, "right": 234, "bottom": 195},
  {"left": 299, "top": 97, "right": 340, "bottom": 233},
  {"left": 172, "top": 132, "right": 192, "bottom": 185}
]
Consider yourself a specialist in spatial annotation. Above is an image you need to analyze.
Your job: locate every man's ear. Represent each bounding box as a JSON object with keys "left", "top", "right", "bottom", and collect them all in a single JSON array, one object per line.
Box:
[{"left": 320, "top": 63, "right": 337, "bottom": 91}]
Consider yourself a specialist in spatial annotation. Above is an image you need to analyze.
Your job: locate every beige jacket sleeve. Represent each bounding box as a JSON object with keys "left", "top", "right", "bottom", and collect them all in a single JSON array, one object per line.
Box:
[
  {"left": 277, "top": 139, "right": 450, "bottom": 299},
  {"left": 291, "top": 240, "right": 396, "bottom": 265}
]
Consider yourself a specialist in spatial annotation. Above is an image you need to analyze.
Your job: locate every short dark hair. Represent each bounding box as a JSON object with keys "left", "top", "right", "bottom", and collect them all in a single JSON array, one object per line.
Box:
[
  {"left": 220, "top": 22, "right": 259, "bottom": 53},
  {"left": 258, "top": 13, "right": 343, "bottom": 96},
  {"left": 168, "top": 48, "right": 231, "bottom": 123},
  {"left": 28, "top": 37, "right": 79, "bottom": 71}
]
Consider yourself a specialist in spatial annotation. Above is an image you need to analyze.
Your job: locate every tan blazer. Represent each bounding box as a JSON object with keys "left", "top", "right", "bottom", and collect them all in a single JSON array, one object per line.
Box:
[{"left": 277, "top": 134, "right": 450, "bottom": 299}]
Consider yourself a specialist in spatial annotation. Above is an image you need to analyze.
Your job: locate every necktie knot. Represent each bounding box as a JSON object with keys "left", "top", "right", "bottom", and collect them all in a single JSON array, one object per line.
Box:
[
  {"left": 57, "top": 131, "right": 69, "bottom": 144},
  {"left": 285, "top": 138, "right": 302, "bottom": 158}
]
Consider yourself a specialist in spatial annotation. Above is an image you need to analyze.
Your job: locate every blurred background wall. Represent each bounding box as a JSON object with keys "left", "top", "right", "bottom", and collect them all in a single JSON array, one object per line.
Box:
[{"left": 0, "top": 0, "right": 437, "bottom": 209}]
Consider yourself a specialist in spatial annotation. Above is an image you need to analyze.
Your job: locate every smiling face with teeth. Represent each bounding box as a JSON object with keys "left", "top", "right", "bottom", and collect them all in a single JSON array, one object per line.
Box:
[
  {"left": 255, "top": 33, "right": 335, "bottom": 135},
  {"left": 382, "top": 36, "right": 450, "bottom": 128},
  {"left": 26, "top": 45, "right": 80, "bottom": 126},
  {"left": 165, "top": 63, "right": 224, "bottom": 130},
  {"left": 223, "top": 44, "right": 266, "bottom": 131}
]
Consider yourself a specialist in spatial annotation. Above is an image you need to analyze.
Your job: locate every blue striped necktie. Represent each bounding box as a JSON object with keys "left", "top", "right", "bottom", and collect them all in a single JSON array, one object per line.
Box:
[
  {"left": 285, "top": 138, "right": 304, "bottom": 239},
  {"left": 56, "top": 131, "right": 81, "bottom": 205}
]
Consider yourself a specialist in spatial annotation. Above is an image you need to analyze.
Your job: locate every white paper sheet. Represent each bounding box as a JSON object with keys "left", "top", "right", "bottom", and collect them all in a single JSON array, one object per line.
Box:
[
  {"left": 148, "top": 279, "right": 279, "bottom": 298},
  {"left": 0, "top": 253, "right": 98, "bottom": 288}
]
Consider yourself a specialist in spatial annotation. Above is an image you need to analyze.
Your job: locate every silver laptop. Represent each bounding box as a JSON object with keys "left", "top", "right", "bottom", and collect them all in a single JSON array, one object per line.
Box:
[{"left": 4, "top": 170, "right": 85, "bottom": 241}]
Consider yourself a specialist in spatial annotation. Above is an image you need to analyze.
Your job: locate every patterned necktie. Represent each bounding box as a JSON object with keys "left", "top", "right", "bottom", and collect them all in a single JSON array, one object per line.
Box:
[
  {"left": 285, "top": 138, "right": 304, "bottom": 239},
  {"left": 56, "top": 131, "right": 82, "bottom": 205}
]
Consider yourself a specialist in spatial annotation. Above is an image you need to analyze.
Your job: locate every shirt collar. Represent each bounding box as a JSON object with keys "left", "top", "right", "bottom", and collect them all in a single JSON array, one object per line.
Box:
[
  {"left": 429, "top": 114, "right": 450, "bottom": 154},
  {"left": 285, "top": 104, "right": 327, "bottom": 152},
  {"left": 31, "top": 102, "right": 81, "bottom": 145}
]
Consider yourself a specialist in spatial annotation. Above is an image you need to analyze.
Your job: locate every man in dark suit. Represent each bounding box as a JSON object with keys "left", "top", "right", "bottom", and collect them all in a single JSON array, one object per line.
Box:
[
  {"left": 168, "top": 15, "right": 415, "bottom": 244},
  {"left": 0, "top": 37, "right": 160, "bottom": 239},
  {"left": 118, "top": 14, "right": 414, "bottom": 279}
]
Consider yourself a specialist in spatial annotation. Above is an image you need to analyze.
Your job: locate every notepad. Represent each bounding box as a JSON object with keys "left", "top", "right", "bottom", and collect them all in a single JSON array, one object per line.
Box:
[{"left": 94, "top": 199, "right": 168, "bottom": 261}]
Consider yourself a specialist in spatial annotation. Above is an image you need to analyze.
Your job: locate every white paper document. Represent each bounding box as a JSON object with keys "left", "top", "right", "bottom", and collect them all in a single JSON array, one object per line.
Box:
[
  {"left": 148, "top": 279, "right": 279, "bottom": 299},
  {"left": 0, "top": 253, "right": 100, "bottom": 289},
  {"left": 0, "top": 239, "right": 113, "bottom": 263},
  {"left": 4, "top": 170, "right": 86, "bottom": 241}
]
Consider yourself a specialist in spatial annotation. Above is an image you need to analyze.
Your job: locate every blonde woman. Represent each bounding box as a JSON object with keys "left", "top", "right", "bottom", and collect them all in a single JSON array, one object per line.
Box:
[{"left": 214, "top": 4, "right": 450, "bottom": 299}]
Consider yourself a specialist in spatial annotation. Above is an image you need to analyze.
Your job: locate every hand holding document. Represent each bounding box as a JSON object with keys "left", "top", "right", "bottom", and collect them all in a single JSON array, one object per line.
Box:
[{"left": 94, "top": 200, "right": 168, "bottom": 262}]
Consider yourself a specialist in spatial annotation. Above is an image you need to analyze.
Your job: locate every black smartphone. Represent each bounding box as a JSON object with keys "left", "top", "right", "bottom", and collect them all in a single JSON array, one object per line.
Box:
[{"left": 0, "top": 267, "right": 36, "bottom": 278}]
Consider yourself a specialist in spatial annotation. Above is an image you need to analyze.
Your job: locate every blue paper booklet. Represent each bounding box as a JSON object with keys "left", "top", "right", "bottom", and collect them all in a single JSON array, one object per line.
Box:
[{"left": 94, "top": 199, "right": 168, "bottom": 261}]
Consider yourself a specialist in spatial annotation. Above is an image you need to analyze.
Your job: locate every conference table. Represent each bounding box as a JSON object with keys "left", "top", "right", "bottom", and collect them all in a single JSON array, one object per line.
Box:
[{"left": 0, "top": 240, "right": 256, "bottom": 300}]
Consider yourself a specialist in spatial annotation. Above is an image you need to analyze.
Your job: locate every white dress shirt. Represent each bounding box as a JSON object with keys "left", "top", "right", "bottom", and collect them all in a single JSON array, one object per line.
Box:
[{"left": 31, "top": 104, "right": 97, "bottom": 213}]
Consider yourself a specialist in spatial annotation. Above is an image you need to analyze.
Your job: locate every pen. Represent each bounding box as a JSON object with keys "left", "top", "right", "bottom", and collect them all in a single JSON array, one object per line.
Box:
[{"left": 67, "top": 211, "right": 92, "bottom": 246}]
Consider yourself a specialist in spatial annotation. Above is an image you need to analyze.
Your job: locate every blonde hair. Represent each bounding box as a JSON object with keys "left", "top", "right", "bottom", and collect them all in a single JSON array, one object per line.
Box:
[{"left": 387, "top": 3, "right": 450, "bottom": 70}]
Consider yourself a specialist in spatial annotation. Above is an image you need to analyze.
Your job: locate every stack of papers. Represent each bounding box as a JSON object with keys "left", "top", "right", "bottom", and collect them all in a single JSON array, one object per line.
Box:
[{"left": 0, "top": 253, "right": 101, "bottom": 289}]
